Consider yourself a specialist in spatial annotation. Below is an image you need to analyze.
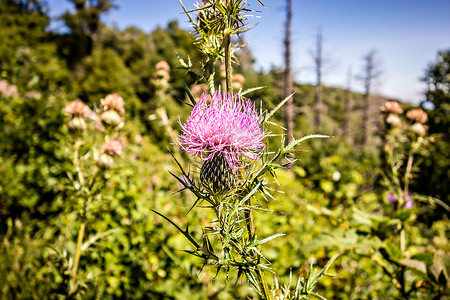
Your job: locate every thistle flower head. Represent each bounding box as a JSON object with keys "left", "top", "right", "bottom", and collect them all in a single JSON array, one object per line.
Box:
[
  {"left": 100, "top": 93, "right": 125, "bottom": 115},
  {"left": 404, "top": 200, "right": 414, "bottom": 209},
  {"left": 65, "top": 99, "right": 90, "bottom": 118},
  {"left": 380, "top": 100, "right": 403, "bottom": 114},
  {"left": 406, "top": 108, "right": 428, "bottom": 124},
  {"left": 388, "top": 193, "right": 397, "bottom": 204},
  {"left": 101, "top": 139, "right": 123, "bottom": 156},
  {"left": 156, "top": 60, "right": 170, "bottom": 73},
  {"left": 177, "top": 91, "right": 266, "bottom": 170}
]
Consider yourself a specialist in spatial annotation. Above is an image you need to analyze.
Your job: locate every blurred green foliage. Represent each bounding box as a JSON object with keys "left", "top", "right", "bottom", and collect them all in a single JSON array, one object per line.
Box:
[{"left": 0, "top": 0, "right": 448, "bottom": 299}]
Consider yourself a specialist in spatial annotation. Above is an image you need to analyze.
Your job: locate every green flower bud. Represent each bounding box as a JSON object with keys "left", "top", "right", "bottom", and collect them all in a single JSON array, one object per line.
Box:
[
  {"left": 96, "top": 153, "right": 114, "bottom": 170},
  {"left": 68, "top": 117, "right": 87, "bottom": 133},
  {"left": 411, "top": 123, "right": 427, "bottom": 136},
  {"left": 101, "top": 110, "right": 122, "bottom": 127}
]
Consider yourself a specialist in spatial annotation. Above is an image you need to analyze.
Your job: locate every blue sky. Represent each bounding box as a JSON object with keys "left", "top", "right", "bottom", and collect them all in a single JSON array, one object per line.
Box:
[{"left": 47, "top": 0, "right": 450, "bottom": 104}]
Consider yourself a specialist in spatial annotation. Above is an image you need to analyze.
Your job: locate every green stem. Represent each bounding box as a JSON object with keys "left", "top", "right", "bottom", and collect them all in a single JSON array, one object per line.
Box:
[
  {"left": 403, "top": 153, "right": 414, "bottom": 196},
  {"left": 71, "top": 222, "right": 85, "bottom": 292},
  {"left": 73, "top": 140, "right": 85, "bottom": 187},
  {"left": 224, "top": 29, "right": 232, "bottom": 93},
  {"left": 400, "top": 227, "right": 406, "bottom": 252},
  {"left": 208, "top": 60, "right": 216, "bottom": 93}
]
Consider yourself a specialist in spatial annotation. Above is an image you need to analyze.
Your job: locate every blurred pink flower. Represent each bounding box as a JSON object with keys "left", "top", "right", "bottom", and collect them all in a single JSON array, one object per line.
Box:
[
  {"left": 101, "top": 93, "right": 125, "bottom": 115},
  {"left": 65, "top": 99, "right": 90, "bottom": 118},
  {"left": 406, "top": 108, "right": 428, "bottom": 124},
  {"left": 380, "top": 100, "right": 403, "bottom": 114},
  {"left": 176, "top": 91, "right": 266, "bottom": 170},
  {"left": 388, "top": 193, "right": 397, "bottom": 204},
  {"left": 95, "top": 123, "right": 105, "bottom": 132},
  {"left": 156, "top": 60, "right": 170, "bottom": 72},
  {"left": 101, "top": 139, "right": 123, "bottom": 156},
  {"left": 404, "top": 200, "right": 414, "bottom": 209}
]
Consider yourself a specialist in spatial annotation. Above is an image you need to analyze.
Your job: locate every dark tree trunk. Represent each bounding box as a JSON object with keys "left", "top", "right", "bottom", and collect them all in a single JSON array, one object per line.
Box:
[
  {"left": 283, "top": 0, "right": 294, "bottom": 146},
  {"left": 361, "top": 50, "right": 377, "bottom": 146},
  {"left": 343, "top": 67, "right": 352, "bottom": 141},
  {"left": 314, "top": 28, "right": 323, "bottom": 129}
]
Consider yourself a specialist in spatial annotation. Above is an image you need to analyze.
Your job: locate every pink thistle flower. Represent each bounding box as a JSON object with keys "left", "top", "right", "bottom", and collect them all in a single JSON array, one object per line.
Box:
[
  {"left": 101, "top": 139, "right": 123, "bottom": 156},
  {"left": 404, "top": 200, "right": 414, "bottom": 209},
  {"left": 156, "top": 60, "right": 170, "bottom": 73},
  {"left": 388, "top": 193, "right": 397, "bottom": 204},
  {"left": 406, "top": 108, "right": 427, "bottom": 124},
  {"left": 177, "top": 91, "right": 266, "bottom": 170},
  {"left": 65, "top": 99, "right": 90, "bottom": 118},
  {"left": 100, "top": 93, "right": 125, "bottom": 115}
]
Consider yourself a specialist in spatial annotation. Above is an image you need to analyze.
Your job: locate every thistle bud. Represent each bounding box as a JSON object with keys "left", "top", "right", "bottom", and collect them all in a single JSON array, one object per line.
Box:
[
  {"left": 68, "top": 117, "right": 87, "bottom": 133},
  {"left": 200, "top": 154, "right": 237, "bottom": 193},
  {"left": 411, "top": 123, "right": 427, "bottom": 136},
  {"left": 96, "top": 139, "right": 122, "bottom": 170},
  {"left": 386, "top": 114, "right": 401, "bottom": 126},
  {"left": 101, "top": 110, "right": 122, "bottom": 127},
  {"left": 96, "top": 153, "right": 114, "bottom": 170},
  {"left": 156, "top": 69, "right": 170, "bottom": 81}
]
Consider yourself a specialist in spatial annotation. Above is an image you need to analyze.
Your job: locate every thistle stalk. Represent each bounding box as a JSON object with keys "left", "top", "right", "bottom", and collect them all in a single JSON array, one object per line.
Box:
[
  {"left": 403, "top": 152, "right": 414, "bottom": 196},
  {"left": 70, "top": 140, "right": 86, "bottom": 292},
  {"left": 224, "top": 29, "right": 233, "bottom": 93},
  {"left": 70, "top": 222, "right": 85, "bottom": 291}
]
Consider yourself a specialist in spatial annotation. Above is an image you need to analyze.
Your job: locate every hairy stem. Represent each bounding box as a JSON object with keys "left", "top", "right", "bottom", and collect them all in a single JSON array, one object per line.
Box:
[{"left": 224, "top": 29, "right": 232, "bottom": 93}]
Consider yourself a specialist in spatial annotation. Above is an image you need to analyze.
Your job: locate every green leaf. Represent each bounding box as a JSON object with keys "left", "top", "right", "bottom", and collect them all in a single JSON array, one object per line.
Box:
[
  {"left": 399, "top": 258, "right": 427, "bottom": 274},
  {"left": 320, "top": 180, "right": 334, "bottom": 194},
  {"left": 284, "top": 134, "right": 330, "bottom": 153},
  {"left": 392, "top": 209, "right": 413, "bottom": 222},
  {"left": 240, "top": 86, "right": 265, "bottom": 96},
  {"left": 319, "top": 253, "right": 340, "bottom": 277},
  {"left": 410, "top": 252, "right": 434, "bottom": 266},
  {"left": 264, "top": 93, "right": 294, "bottom": 122},
  {"left": 183, "top": 81, "right": 196, "bottom": 106},
  {"left": 384, "top": 241, "right": 404, "bottom": 261},
  {"left": 431, "top": 250, "right": 449, "bottom": 285},
  {"left": 254, "top": 233, "right": 286, "bottom": 246}
]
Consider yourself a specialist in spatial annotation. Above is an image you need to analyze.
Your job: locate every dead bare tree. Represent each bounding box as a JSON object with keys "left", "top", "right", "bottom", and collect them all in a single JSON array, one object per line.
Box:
[
  {"left": 283, "top": 0, "right": 294, "bottom": 146},
  {"left": 360, "top": 50, "right": 381, "bottom": 146},
  {"left": 313, "top": 28, "right": 323, "bottom": 129},
  {"left": 343, "top": 67, "right": 352, "bottom": 141}
]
